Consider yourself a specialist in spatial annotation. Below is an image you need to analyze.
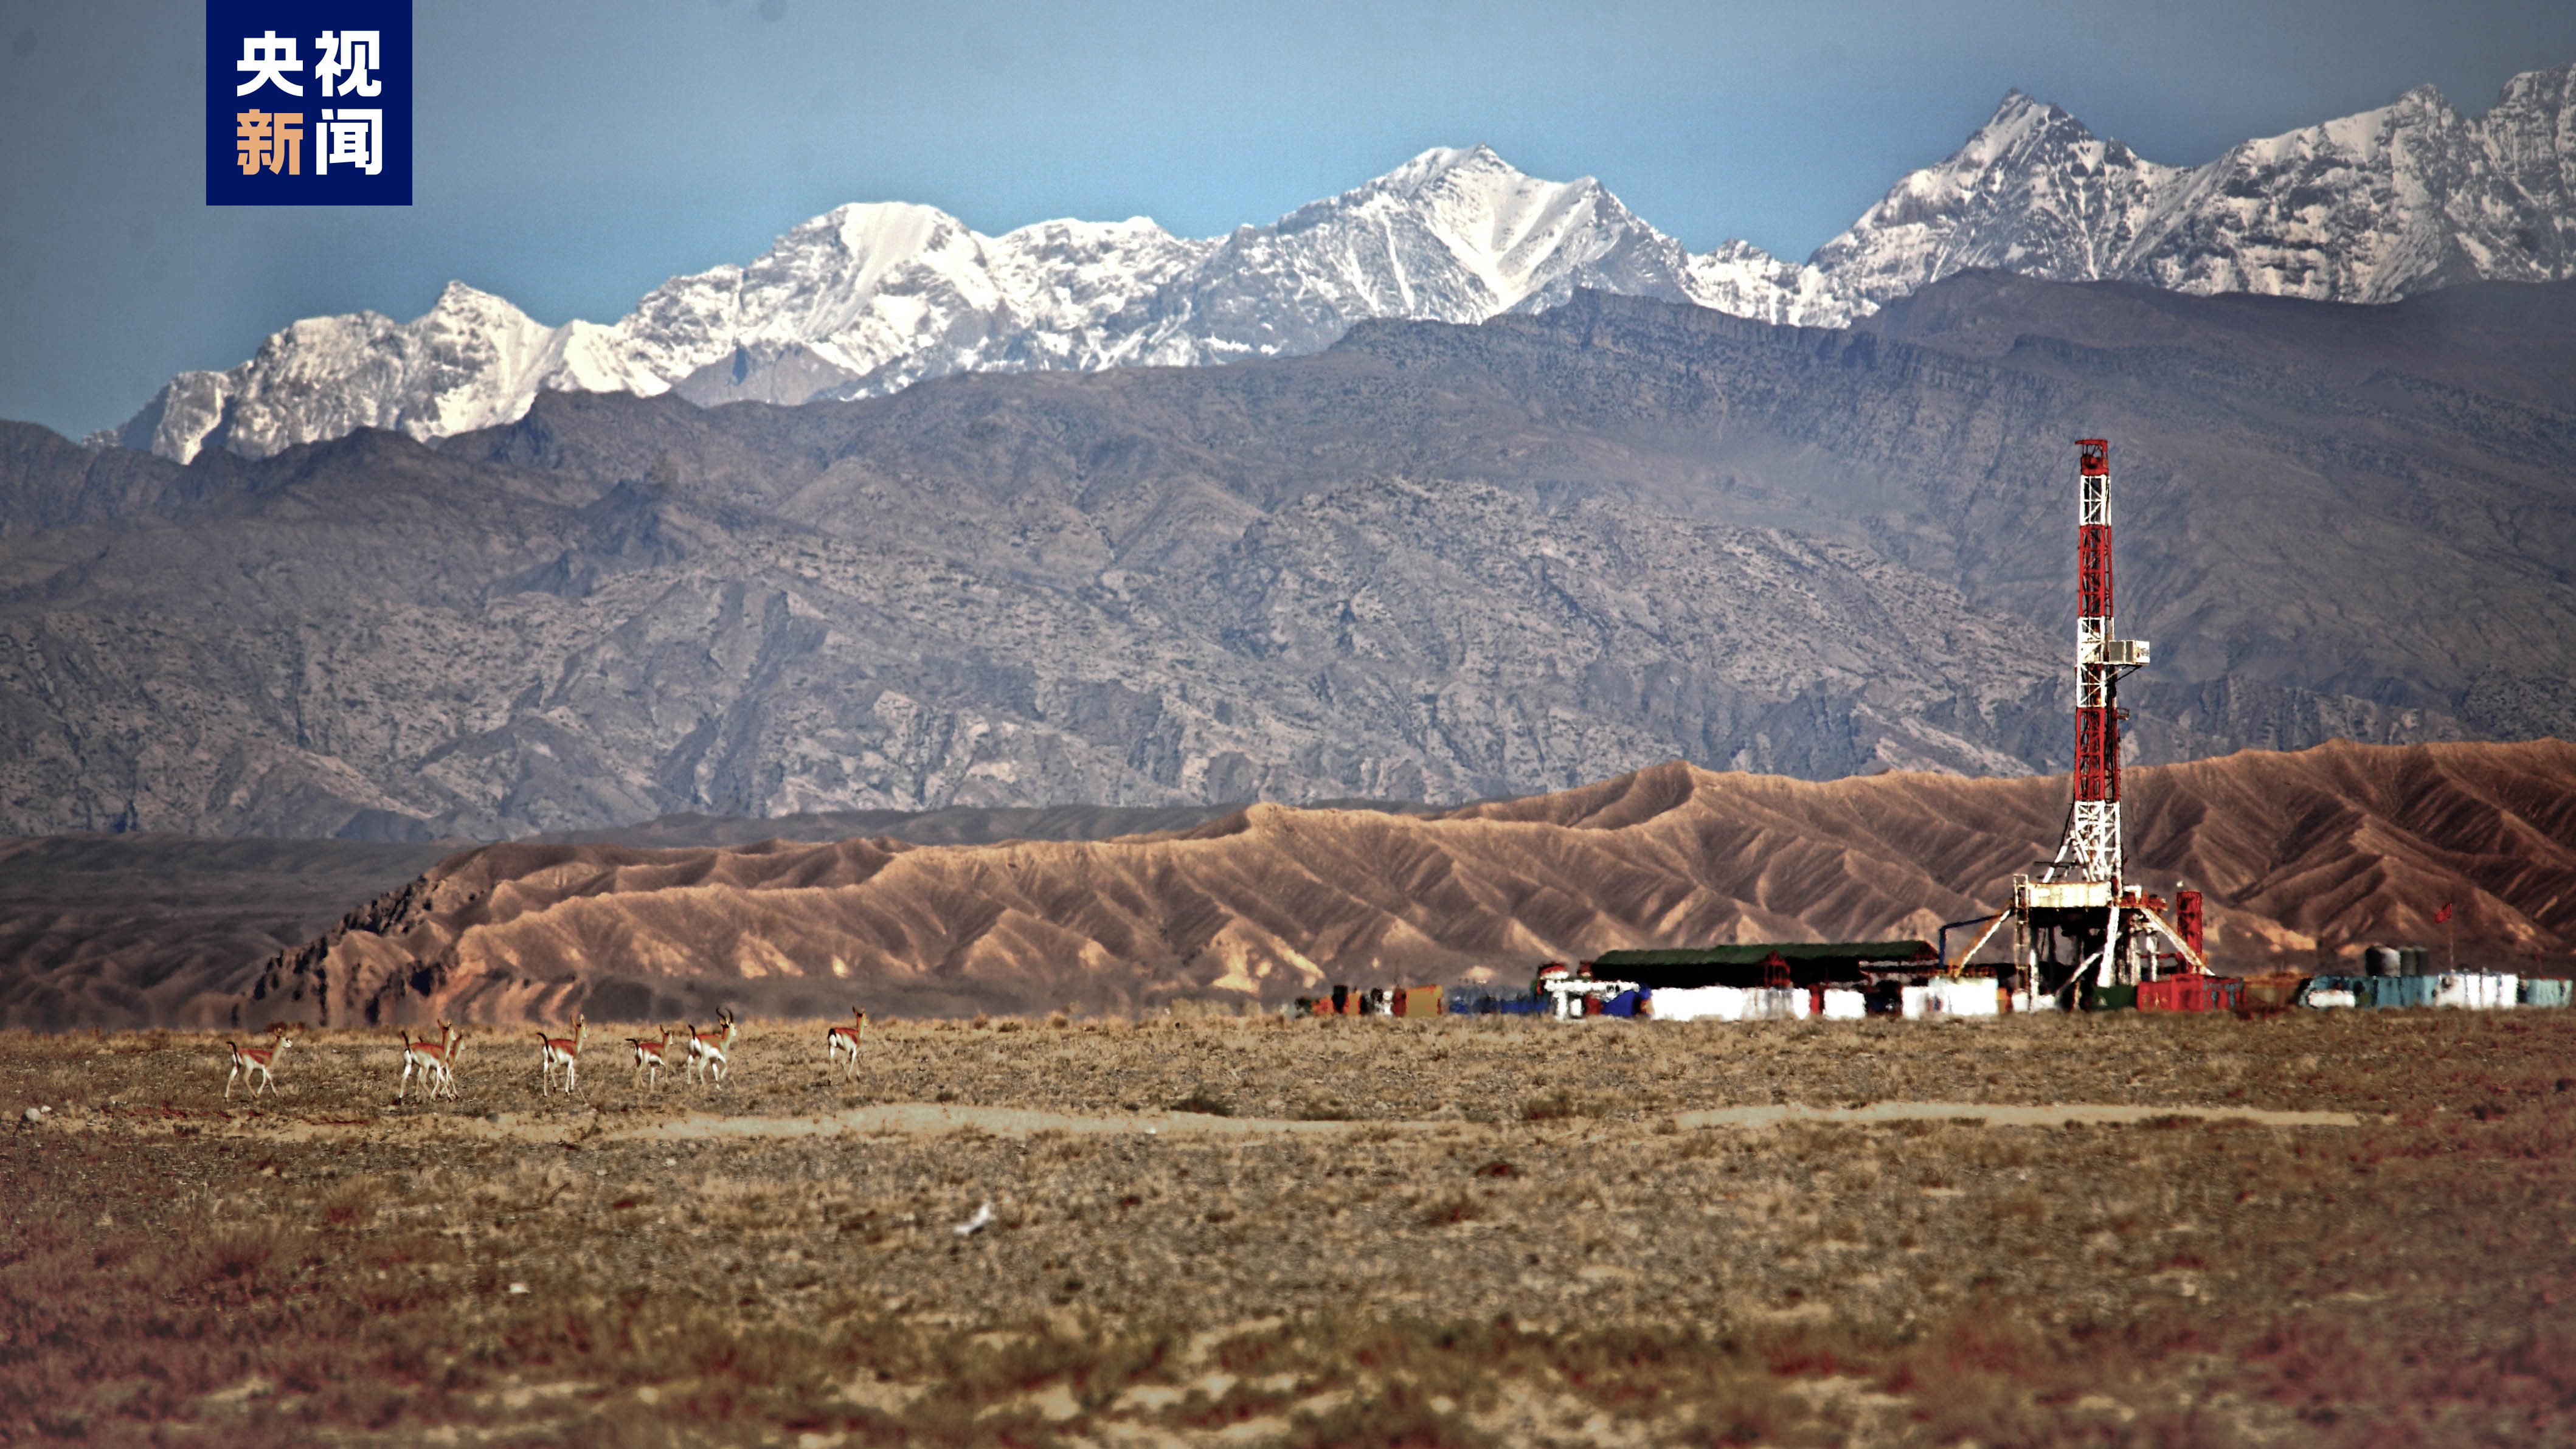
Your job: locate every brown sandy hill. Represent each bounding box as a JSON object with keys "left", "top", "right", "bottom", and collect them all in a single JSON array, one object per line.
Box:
[
  {"left": 240, "top": 739, "right": 2576, "bottom": 1028},
  {"left": 0, "top": 801, "right": 1331, "bottom": 1031}
]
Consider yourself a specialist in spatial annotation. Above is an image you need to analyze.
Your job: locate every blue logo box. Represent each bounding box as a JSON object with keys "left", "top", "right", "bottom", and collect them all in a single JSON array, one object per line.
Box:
[{"left": 207, "top": 1, "right": 410, "bottom": 206}]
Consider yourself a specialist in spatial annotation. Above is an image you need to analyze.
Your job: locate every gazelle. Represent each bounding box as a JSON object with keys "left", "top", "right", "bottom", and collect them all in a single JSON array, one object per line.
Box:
[
  {"left": 398, "top": 1020, "right": 457, "bottom": 1102},
  {"left": 626, "top": 1025, "right": 676, "bottom": 1089},
  {"left": 224, "top": 1034, "right": 292, "bottom": 1099},
  {"left": 536, "top": 1015, "right": 586, "bottom": 1096},
  {"left": 685, "top": 1009, "right": 738, "bottom": 1085},
  {"left": 825, "top": 1008, "right": 868, "bottom": 1081},
  {"left": 440, "top": 1026, "right": 473, "bottom": 1099}
]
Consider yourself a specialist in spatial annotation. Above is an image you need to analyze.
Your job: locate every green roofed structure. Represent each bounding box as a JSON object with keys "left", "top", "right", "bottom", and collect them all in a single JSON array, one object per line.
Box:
[{"left": 1585, "top": 941, "right": 1937, "bottom": 991}]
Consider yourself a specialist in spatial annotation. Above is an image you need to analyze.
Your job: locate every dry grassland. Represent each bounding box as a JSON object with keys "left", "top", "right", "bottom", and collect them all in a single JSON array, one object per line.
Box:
[{"left": 3, "top": 1009, "right": 2572, "bottom": 1446}]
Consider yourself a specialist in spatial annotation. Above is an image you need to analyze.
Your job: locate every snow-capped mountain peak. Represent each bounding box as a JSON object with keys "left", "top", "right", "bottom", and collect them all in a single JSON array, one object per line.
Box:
[
  {"left": 1813, "top": 64, "right": 2575, "bottom": 306},
  {"left": 1242, "top": 143, "right": 1660, "bottom": 319},
  {"left": 100, "top": 63, "right": 2576, "bottom": 462},
  {"left": 1354, "top": 142, "right": 1498, "bottom": 192},
  {"left": 108, "top": 144, "right": 1848, "bottom": 460},
  {"left": 1809, "top": 91, "right": 2184, "bottom": 303},
  {"left": 102, "top": 277, "right": 661, "bottom": 463}
]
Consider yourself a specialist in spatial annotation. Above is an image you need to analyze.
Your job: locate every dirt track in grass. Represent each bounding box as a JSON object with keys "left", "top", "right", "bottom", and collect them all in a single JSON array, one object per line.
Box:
[{"left": 3, "top": 1009, "right": 2569, "bottom": 1446}]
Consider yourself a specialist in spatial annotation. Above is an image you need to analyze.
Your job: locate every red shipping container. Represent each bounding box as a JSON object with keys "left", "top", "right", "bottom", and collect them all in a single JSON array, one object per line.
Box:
[
  {"left": 2139, "top": 976, "right": 2240, "bottom": 1012},
  {"left": 1393, "top": 986, "right": 1443, "bottom": 1017}
]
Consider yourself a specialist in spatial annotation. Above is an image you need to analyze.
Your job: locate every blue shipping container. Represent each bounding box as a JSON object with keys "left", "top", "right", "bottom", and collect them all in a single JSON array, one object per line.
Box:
[{"left": 2373, "top": 975, "right": 2437, "bottom": 1009}]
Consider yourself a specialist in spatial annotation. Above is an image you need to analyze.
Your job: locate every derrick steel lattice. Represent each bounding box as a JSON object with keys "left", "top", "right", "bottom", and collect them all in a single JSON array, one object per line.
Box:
[
  {"left": 1908, "top": 438, "right": 2218, "bottom": 1001},
  {"left": 2062, "top": 438, "right": 2143, "bottom": 887},
  {"left": 2001, "top": 440, "right": 2207, "bottom": 1000}
]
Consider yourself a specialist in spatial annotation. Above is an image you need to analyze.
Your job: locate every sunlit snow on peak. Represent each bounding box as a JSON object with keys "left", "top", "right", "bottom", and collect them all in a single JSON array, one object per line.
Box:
[{"left": 105, "top": 63, "right": 2576, "bottom": 463}]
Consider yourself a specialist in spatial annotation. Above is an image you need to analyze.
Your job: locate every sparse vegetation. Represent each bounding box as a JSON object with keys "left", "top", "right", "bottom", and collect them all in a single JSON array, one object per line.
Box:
[
  {"left": 1516, "top": 1087, "right": 1599, "bottom": 1121},
  {"left": 1169, "top": 1085, "right": 1235, "bottom": 1116},
  {"left": 0, "top": 1010, "right": 2570, "bottom": 1444}
]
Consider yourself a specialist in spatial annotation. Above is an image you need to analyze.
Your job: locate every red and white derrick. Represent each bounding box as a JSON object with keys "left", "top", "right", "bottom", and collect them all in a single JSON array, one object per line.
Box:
[
  {"left": 2067, "top": 438, "right": 2141, "bottom": 883},
  {"left": 2003, "top": 440, "right": 2209, "bottom": 1004}
]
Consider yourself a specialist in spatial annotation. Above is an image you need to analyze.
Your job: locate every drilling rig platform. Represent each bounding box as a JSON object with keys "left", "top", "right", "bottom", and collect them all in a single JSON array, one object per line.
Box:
[{"left": 1949, "top": 440, "right": 2211, "bottom": 1008}]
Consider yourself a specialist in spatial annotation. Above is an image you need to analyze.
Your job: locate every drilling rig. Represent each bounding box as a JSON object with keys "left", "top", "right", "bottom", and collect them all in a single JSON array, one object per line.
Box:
[{"left": 1951, "top": 440, "right": 2209, "bottom": 1006}]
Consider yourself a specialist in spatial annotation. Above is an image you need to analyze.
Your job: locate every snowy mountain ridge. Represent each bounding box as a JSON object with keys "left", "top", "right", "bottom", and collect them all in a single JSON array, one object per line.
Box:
[
  {"left": 1813, "top": 64, "right": 2576, "bottom": 305},
  {"left": 105, "top": 64, "right": 2576, "bottom": 463}
]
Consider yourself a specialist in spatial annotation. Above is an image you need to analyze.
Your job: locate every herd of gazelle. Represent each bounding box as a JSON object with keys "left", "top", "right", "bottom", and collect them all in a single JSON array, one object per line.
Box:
[{"left": 223, "top": 1006, "right": 870, "bottom": 1101}]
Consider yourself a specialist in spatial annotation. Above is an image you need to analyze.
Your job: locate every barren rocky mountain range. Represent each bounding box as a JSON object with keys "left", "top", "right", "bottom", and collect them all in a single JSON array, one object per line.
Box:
[
  {"left": 227, "top": 740, "right": 2576, "bottom": 1031},
  {"left": 4, "top": 272, "right": 2571, "bottom": 843}
]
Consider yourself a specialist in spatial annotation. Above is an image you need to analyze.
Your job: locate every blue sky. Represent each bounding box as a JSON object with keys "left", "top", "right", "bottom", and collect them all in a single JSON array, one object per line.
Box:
[{"left": 2, "top": 0, "right": 2571, "bottom": 440}]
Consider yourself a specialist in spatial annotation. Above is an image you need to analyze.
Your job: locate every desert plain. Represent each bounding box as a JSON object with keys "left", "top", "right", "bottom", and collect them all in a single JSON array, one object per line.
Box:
[{"left": 5, "top": 1006, "right": 2571, "bottom": 1447}]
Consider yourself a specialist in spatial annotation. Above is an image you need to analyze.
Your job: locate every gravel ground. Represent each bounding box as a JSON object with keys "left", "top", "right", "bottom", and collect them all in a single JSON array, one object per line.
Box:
[{"left": 4, "top": 1009, "right": 2571, "bottom": 1445}]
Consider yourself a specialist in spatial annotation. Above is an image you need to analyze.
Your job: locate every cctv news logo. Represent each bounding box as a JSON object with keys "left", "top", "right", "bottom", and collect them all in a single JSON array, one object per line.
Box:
[{"left": 207, "top": 2, "right": 410, "bottom": 205}]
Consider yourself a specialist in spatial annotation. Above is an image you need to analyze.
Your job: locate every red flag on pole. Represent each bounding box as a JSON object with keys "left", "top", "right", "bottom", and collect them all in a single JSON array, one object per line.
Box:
[{"left": 2434, "top": 902, "right": 2454, "bottom": 924}]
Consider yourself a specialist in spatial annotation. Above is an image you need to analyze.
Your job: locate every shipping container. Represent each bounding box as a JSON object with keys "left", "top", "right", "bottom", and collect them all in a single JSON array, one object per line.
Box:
[
  {"left": 1820, "top": 987, "right": 1868, "bottom": 1020},
  {"left": 1927, "top": 977, "right": 2000, "bottom": 1015},
  {"left": 2434, "top": 973, "right": 2522, "bottom": 1009},
  {"left": 1649, "top": 985, "right": 1748, "bottom": 1022},
  {"left": 2522, "top": 978, "right": 2572, "bottom": 1008},
  {"left": 1891, "top": 981, "right": 1996, "bottom": 1017},
  {"left": 1648, "top": 985, "right": 1803, "bottom": 1022},
  {"left": 2371, "top": 975, "right": 2434, "bottom": 1009},
  {"left": 2140, "top": 976, "right": 2242, "bottom": 1012}
]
